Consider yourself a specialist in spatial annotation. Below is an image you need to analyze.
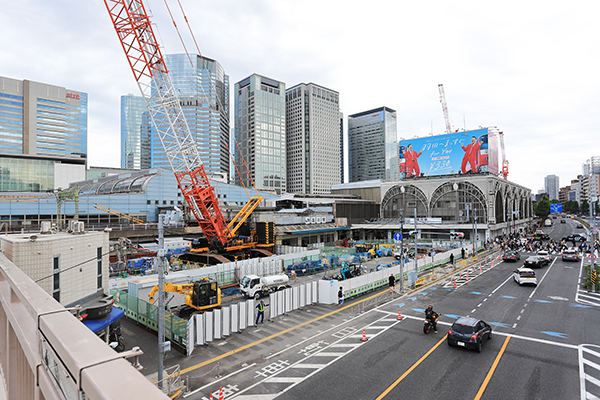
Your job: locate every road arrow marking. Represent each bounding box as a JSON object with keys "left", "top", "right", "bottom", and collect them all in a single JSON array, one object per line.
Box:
[{"left": 541, "top": 331, "right": 568, "bottom": 339}]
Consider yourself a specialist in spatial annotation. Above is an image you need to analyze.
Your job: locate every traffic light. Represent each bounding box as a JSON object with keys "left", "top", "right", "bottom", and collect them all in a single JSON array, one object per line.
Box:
[{"left": 450, "top": 232, "right": 464, "bottom": 239}]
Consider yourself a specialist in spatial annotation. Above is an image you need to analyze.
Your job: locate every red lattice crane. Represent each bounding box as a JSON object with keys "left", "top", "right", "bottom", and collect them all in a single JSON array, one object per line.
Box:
[{"left": 104, "top": 0, "right": 261, "bottom": 250}]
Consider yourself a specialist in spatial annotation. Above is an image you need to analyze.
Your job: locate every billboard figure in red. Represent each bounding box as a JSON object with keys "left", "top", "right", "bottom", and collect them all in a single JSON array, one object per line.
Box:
[
  {"left": 461, "top": 136, "right": 480, "bottom": 173},
  {"left": 404, "top": 144, "right": 422, "bottom": 178}
]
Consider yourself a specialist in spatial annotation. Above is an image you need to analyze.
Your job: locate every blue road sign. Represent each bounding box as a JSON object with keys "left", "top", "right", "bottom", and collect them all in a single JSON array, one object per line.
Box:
[
  {"left": 550, "top": 203, "right": 562, "bottom": 213},
  {"left": 394, "top": 232, "right": 403, "bottom": 241}
]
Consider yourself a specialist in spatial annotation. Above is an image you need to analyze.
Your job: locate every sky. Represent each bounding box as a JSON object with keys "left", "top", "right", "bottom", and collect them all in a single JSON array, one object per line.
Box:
[{"left": 1, "top": 0, "right": 599, "bottom": 194}]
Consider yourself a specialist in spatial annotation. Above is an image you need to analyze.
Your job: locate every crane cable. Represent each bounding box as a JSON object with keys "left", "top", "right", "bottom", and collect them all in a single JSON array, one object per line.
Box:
[{"left": 163, "top": 0, "right": 260, "bottom": 199}]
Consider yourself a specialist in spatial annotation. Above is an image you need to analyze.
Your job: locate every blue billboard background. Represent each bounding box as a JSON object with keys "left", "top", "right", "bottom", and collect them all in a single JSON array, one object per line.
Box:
[{"left": 398, "top": 129, "right": 498, "bottom": 178}]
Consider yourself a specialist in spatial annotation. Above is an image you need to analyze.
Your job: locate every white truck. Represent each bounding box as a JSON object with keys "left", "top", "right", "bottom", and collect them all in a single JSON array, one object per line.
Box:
[
  {"left": 544, "top": 218, "right": 552, "bottom": 227},
  {"left": 240, "top": 274, "right": 290, "bottom": 299}
]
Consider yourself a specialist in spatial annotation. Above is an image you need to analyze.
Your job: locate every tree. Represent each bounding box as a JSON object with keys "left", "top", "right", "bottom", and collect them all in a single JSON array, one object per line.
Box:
[
  {"left": 581, "top": 199, "right": 590, "bottom": 215},
  {"left": 534, "top": 195, "right": 550, "bottom": 219},
  {"left": 564, "top": 200, "right": 580, "bottom": 214}
]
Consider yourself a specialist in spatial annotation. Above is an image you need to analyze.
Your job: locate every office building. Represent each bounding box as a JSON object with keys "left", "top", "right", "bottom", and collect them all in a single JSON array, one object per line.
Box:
[
  {"left": 121, "top": 94, "right": 151, "bottom": 169},
  {"left": 285, "top": 83, "right": 341, "bottom": 194},
  {"left": 234, "top": 74, "right": 286, "bottom": 195},
  {"left": 0, "top": 76, "right": 88, "bottom": 191},
  {"left": 0, "top": 76, "right": 87, "bottom": 158},
  {"left": 151, "top": 54, "right": 230, "bottom": 179},
  {"left": 544, "top": 174, "right": 559, "bottom": 201},
  {"left": 348, "top": 107, "right": 398, "bottom": 182}
]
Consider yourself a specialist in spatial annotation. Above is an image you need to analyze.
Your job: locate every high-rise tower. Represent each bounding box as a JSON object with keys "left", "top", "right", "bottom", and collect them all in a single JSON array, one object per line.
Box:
[
  {"left": 348, "top": 107, "right": 397, "bottom": 182},
  {"left": 285, "top": 83, "right": 341, "bottom": 194},
  {"left": 150, "top": 54, "right": 230, "bottom": 179},
  {"left": 234, "top": 74, "right": 286, "bottom": 195}
]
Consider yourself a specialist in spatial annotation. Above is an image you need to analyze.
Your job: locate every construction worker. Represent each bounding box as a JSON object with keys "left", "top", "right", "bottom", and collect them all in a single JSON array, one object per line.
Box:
[{"left": 255, "top": 299, "right": 269, "bottom": 324}]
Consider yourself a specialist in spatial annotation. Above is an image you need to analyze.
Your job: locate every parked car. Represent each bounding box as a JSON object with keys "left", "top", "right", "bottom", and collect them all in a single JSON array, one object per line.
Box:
[
  {"left": 447, "top": 317, "right": 493, "bottom": 352},
  {"left": 513, "top": 267, "right": 538, "bottom": 286},
  {"left": 562, "top": 248, "right": 579, "bottom": 262},
  {"left": 524, "top": 255, "right": 549, "bottom": 268},
  {"left": 502, "top": 251, "right": 520, "bottom": 262}
]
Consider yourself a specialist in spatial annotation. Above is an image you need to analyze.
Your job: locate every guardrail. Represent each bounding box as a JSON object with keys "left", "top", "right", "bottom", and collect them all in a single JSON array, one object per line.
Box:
[{"left": 0, "top": 253, "right": 169, "bottom": 399}]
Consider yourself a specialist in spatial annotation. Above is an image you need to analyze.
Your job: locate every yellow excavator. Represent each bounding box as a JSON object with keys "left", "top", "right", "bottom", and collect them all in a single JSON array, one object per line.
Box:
[{"left": 148, "top": 277, "right": 221, "bottom": 314}]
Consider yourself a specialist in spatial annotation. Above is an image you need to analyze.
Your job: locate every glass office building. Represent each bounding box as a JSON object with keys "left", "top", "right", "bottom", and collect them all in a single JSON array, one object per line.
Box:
[
  {"left": 0, "top": 76, "right": 87, "bottom": 158},
  {"left": 150, "top": 54, "right": 230, "bottom": 179},
  {"left": 234, "top": 74, "right": 286, "bottom": 195},
  {"left": 121, "top": 94, "right": 151, "bottom": 169},
  {"left": 348, "top": 107, "right": 398, "bottom": 182},
  {"left": 285, "top": 83, "right": 341, "bottom": 194}
]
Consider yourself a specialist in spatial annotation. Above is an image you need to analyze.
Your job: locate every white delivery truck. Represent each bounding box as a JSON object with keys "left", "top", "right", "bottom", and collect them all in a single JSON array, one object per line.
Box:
[
  {"left": 240, "top": 274, "right": 290, "bottom": 299},
  {"left": 544, "top": 218, "right": 552, "bottom": 227}
]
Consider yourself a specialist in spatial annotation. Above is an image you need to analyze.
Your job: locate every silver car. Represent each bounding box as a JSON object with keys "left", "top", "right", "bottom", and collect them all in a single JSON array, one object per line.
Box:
[
  {"left": 513, "top": 267, "right": 538, "bottom": 286},
  {"left": 562, "top": 248, "right": 579, "bottom": 262}
]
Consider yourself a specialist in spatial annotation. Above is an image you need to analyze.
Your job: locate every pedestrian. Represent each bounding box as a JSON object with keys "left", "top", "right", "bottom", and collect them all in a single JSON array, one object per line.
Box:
[
  {"left": 449, "top": 252, "right": 454, "bottom": 266},
  {"left": 461, "top": 247, "right": 466, "bottom": 260},
  {"left": 255, "top": 299, "right": 269, "bottom": 324},
  {"left": 389, "top": 273, "right": 396, "bottom": 293},
  {"left": 338, "top": 286, "right": 344, "bottom": 307}
]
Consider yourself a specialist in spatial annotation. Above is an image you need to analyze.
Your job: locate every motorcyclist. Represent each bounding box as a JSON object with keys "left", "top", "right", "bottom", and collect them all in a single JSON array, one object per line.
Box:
[{"left": 424, "top": 305, "right": 439, "bottom": 333}]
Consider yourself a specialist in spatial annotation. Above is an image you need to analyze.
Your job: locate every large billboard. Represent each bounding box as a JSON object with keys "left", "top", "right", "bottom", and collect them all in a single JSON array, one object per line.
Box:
[{"left": 398, "top": 128, "right": 499, "bottom": 178}]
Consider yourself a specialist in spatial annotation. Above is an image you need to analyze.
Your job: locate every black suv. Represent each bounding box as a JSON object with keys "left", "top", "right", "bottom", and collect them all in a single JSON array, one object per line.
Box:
[{"left": 448, "top": 317, "right": 492, "bottom": 352}]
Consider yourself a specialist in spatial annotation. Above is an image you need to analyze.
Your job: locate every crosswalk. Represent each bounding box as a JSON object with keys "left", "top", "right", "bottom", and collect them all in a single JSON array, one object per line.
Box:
[
  {"left": 228, "top": 314, "right": 401, "bottom": 399},
  {"left": 579, "top": 344, "right": 600, "bottom": 400},
  {"left": 442, "top": 260, "right": 500, "bottom": 289},
  {"left": 576, "top": 288, "right": 600, "bottom": 307}
]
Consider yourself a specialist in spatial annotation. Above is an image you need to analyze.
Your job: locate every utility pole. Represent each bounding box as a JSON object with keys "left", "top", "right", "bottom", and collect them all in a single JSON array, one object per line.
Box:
[
  {"left": 466, "top": 204, "right": 470, "bottom": 255},
  {"left": 157, "top": 214, "right": 166, "bottom": 388},
  {"left": 414, "top": 208, "right": 418, "bottom": 275},
  {"left": 474, "top": 207, "right": 478, "bottom": 258},
  {"left": 589, "top": 161, "right": 597, "bottom": 293},
  {"left": 157, "top": 207, "right": 180, "bottom": 385},
  {"left": 399, "top": 209, "right": 404, "bottom": 292}
]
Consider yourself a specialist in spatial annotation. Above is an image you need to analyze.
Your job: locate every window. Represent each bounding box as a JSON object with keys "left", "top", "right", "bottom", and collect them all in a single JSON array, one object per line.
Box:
[
  {"left": 97, "top": 247, "right": 103, "bottom": 289},
  {"left": 52, "top": 256, "right": 60, "bottom": 302}
]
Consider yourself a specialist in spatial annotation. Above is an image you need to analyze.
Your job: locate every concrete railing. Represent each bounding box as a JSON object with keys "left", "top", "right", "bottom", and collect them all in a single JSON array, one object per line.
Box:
[{"left": 0, "top": 253, "right": 168, "bottom": 400}]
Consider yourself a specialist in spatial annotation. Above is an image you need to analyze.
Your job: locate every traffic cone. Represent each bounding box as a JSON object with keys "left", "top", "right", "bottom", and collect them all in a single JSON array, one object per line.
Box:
[
  {"left": 210, "top": 394, "right": 213, "bottom": 400},
  {"left": 219, "top": 387, "right": 224, "bottom": 400},
  {"left": 466, "top": 270, "right": 469, "bottom": 281},
  {"left": 360, "top": 329, "right": 368, "bottom": 342},
  {"left": 480, "top": 264, "right": 482, "bottom": 273},
  {"left": 397, "top": 309, "right": 403, "bottom": 320},
  {"left": 491, "top": 260, "right": 494, "bottom": 268},
  {"left": 453, "top": 279, "right": 457, "bottom": 289}
]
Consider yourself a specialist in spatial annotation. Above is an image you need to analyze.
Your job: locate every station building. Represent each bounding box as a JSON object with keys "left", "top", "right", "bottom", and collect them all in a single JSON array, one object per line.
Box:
[
  {"left": 331, "top": 173, "right": 533, "bottom": 242},
  {"left": 0, "top": 167, "right": 279, "bottom": 229}
]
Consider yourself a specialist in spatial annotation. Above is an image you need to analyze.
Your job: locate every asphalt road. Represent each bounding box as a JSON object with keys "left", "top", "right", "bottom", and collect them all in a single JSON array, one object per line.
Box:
[{"left": 120, "top": 216, "right": 600, "bottom": 399}]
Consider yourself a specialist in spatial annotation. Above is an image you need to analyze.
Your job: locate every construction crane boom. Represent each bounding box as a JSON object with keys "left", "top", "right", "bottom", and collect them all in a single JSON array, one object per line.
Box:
[
  {"left": 499, "top": 131, "right": 509, "bottom": 180},
  {"left": 104, "top": 0, "right": 261, "bottom": 250},
  {"left": 438, "top": 84, "right": 452, "bottom": 134},
  {"left": 94, "top": 203, "right": 145, "bottom": 224}
]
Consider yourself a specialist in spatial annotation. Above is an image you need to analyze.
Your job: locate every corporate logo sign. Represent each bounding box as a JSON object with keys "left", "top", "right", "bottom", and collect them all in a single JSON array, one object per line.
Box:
[
  {"left": 398, "top": 128, "right": 498, "bottom": 178},
  {"left": 66, "top": 93, "right": 80, "bottom": 100}
]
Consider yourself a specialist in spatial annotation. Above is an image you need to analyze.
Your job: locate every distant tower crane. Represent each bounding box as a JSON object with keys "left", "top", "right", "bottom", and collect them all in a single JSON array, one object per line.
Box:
[
  {"left": 438, "top": 84, "right": 452, "bottom": 134},
  {"left": 499, "top": 131, "right": 509, "bottom": 180},
  {"left": 104, "top": 0, "right": 262, "bottom": 251}
]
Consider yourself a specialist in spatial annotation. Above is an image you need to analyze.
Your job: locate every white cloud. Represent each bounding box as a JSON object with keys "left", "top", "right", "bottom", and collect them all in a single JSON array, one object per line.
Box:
[{"left": 1, "top": 0, "right": 598, "bottom": 192}]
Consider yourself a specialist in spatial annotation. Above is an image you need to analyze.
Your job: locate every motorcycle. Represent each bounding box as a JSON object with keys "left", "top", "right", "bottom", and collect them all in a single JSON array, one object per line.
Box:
[{"left": 423, "top": 314, "right": 439, "bottom": 334}]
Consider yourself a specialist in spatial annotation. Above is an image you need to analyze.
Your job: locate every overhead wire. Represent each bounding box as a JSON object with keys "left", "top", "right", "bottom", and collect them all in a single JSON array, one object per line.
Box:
[{"left": 163, "top": 0, "right": 258, "bottom": 201}]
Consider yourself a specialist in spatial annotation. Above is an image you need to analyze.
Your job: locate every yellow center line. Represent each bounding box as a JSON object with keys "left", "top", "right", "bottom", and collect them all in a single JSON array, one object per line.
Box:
[
  {"left": 179, "top": 250, "right": 495, "bottom": 376},
  {"left": 180, "top": 288, "right": 393, "bottom": 375},
  {"left": 474, "top": 336, "right": 511, "bottom": 400},
  {"left": 376, "top": 334, "right": 448, "bottom": 400}
]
